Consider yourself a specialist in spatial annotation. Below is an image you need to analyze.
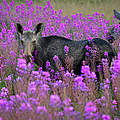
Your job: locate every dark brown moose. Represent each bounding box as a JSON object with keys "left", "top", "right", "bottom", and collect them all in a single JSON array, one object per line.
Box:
[{"left": 16, "top": 23, "right": 116, "bottom": 79}]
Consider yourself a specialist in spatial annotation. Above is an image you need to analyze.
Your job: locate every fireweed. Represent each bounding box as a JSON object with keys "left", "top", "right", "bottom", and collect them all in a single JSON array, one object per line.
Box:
[{"left": 0, "top": 0, "right": 120, "bottom": 119}]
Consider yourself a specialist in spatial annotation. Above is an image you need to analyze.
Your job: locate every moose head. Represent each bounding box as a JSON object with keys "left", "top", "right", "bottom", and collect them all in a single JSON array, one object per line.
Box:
[{"left": 16, "top": 23, "right": 43, "bottom": 63}]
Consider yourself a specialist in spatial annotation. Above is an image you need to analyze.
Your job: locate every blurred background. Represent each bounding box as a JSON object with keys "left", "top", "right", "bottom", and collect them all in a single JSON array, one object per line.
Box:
[{"left": 0, "top": 0, "right": 120, "bottom": 20}]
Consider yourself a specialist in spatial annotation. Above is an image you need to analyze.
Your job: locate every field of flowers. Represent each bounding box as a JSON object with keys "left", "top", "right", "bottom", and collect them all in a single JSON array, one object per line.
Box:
[{"left": 0, "top": 0, "right": 120, "bottom": 119}]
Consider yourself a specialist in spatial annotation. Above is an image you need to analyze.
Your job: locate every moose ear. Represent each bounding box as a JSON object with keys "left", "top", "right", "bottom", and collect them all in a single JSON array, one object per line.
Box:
[
  {"left": 16, "top": 23, "right": 23, "bottom": 35},
  {"left": 113, "top": 9, "right": 120, "bottom": 20},
  {"left": 34, "top": 23, "right": 43, "bottom": 35}
]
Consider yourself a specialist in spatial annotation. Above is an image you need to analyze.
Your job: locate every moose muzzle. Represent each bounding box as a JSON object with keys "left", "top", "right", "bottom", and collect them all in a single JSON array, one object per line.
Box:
[{"left": 23, "top": 42, "right": 33, "bottom": 64}]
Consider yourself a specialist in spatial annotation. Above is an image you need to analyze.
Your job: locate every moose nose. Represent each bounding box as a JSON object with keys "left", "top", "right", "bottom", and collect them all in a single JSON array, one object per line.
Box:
[{"left": 23, "top": 55, "right": 32, "bottom": 64}]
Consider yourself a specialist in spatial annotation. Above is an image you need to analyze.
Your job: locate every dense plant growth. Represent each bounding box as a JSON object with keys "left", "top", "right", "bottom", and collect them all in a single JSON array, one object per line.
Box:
[{"left": 0, "top": 0, "right": 120, "bottom": 119}]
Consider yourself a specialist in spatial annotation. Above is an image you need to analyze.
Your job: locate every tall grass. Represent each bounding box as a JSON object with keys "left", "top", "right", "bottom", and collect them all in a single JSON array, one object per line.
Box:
[
  {"left": 0, "top": 0, "right": 120, "bottom": 20},
  {"left": 0, "top": 0, "right": 120, "bottom": 119}
]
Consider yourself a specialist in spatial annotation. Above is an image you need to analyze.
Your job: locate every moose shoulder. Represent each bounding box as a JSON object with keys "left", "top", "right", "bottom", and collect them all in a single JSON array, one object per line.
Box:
[{"left": 16, "top": 23, "right": 116, "bottom": 76}]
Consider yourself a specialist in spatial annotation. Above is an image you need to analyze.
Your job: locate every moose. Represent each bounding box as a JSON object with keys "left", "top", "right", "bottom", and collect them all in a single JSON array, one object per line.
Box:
[{"left": 16, "top": 22, "right": 116, "bottom": 79}]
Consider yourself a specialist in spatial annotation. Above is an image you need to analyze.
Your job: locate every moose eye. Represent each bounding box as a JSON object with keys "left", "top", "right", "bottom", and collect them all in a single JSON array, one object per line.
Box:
[
  {"left": 21, "top": 40, "right": 24, "bottom": 45},
  {"left": 32, "top": 40, "right": 36, "bottom": 44}
]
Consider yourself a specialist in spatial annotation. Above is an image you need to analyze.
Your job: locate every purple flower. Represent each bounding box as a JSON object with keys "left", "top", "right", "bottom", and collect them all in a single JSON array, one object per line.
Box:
[
  {"left": 52, "top": 80, "right": 63, "bottom": 88},
  {"left": 112, "top": 57, "right": 120, "bottom": 73},
  {"left": 90, "top": 72, "right": 97, "bottom": 79},
  {"left": 85, "top": 45, "right": 89, "bottom": 50},
  {"left": 64, "top": 106, "right": 74, "bottom": 116},
  {"left": 16, "top": 77, "right": 23, "bottom": 82},
  {"left": 104, "top": 84, "right": 109, "bottom": 89},
  {"left": 31, "top": 71, "right": 39, "bottom": 76},
  {"left": 118, "top": 52, "right": 120, "bottom": 60},
  {"left": 0, "top": 99, "right": 7, "bottom": 110},
  {"left": 84, "top": 101, "right": 99, "bottom": 119},
  {"left": 97, "top": 65, "right": 102, "bottom": 72},
  {"left": 105, "top": 79, "right": 110, "bottom": 84},
  {"left": 20, "top": 92, "right": 27, "bottom": 100},
  {"left": 17, "top": 58, "right": 26, "bottom": 65},
  {"left": 0, "top": 87, "right": 8, "bottom": 98},
  {"left": 58, "top": 111, "right": 63, "bottom": 117},
  {"left": 23, "top": 26, "right": 30, "bottom": 31},
  {"left": 28, "top": 20, "right": 33, "bottom": 28},
  {"left": 102, "top": 58, "right": 108, "bottom": 65},
  {"left": 114, "top": 117, "right": 120, "bottom": 120},
  {"left": 16, "top": 58, "right": 30, "bottom": 73},
  {"left": 40, "top": 84, "right": 50, "bottom": 92},
  {"left": 53, "top": 55, "right": 59, "bottom": 62},
  {"left": 34, "top": 50, "right": 38, "bottom": 56},
  {"left": 74, "top": 76, "right": 89, "bottom": 91},
  {"left": 10, "top": 23, "right": 16, "bottom": 32},
  {"left": 50, "top": 27, "right": 55, "bottom": 33},
  {"left": 66, "top": 33, "right": 72, "bottom": 39},
  {"left": 50, "top": 94, "right": 61, "bottom": 108},
  {"left": 46, "top": 61, "right": 51, "bottom": 68},
  {"left": 19, "top": 103, "right": 27, "bottom": 111},
  {"left": 27, "top": 62, "right": 34, "bottom": 70},
  {"left": 64, "top": 71, "right": 71, "bottom": 77},
  {"left": 86, "top": 52, "right": 89, "bottom": 56},
  {"left": 27, "top": 82, "right": 37, "bottom": 95},
  {"left": 30, "top": 0, "right": 33, "bottom": 5},
  {"left": 112, "top": 100, "right": 117, "bottom": 105},
  {"left": 101, "top": 13, "right": 105, "bottom": 17},
  {"left": 81, "top": 65, "right": 90, "bottom": 75},
  {"left": 17, "top": 63, "right": 27, "bottom": 70},
  {"left": 85, "top": 101, "right": 97, "bottom": 113},
  {"left": 15, "top": 94, "right": 21, "bottom": 102},
  {"left": 64, "top": 45, "right": 69, "bottom": 54},
  {"left": 26, "top": 102, "right": 32, "bottom": 111},
  {"left": 63, "top": 98, "right": 71, "bottom": 106},
  {"left": 74, "top": 76, "right": 83, "bottom": 83},
  {"left": 5, "top": 75, "right": 12, "bottom": 81},
  {"left": 0, "top": 32, "right": 3, "bottom": 40},
  {"left": 39, "top": 67, "right": 42, "bottom": 72},
  {"left": 36, "top": 106, "right": 47, "bottom": 114},
  {"left": 104, "top": 51, "right": 108, "bottom": 57},
  {"left": 2, "top": 28, "right": 6, "bottom": 34},
  {"left": 102, "top": 114, "right": 111, "bottom": 120},
  {"left": 64, "top": 106, "right": 74, "bottom": 112},
  {"left": 79, "top": 82, "right": 89, "bottom": 91},
  {"left": 59, "top": 9, "right": 63, "bottom": 15},
  {"left": 10, "top": 0, "right": 14, "bottom": 7},
  {"left": 2, "top": 22, "right": 6, "bottom": 27},
  {"left": 10, "top": 96, "right": 15, "bottom": 102},
  {"left": 42, "top": 71, "right": 50, "bottom": 78}
]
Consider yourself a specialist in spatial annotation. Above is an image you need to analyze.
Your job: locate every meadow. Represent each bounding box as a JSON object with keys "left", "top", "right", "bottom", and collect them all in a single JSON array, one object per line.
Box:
[{"left": 0, "top": 0, "right": 120, "bottom": 119}]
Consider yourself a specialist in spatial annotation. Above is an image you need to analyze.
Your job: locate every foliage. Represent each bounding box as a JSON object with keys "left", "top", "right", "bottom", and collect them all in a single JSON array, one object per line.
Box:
[{"left": 0, "top": 0, "right": 120, "bottom": 119}]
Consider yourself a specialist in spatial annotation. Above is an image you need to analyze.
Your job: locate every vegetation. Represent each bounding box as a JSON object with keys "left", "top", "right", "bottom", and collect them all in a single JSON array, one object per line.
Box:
[{"left": 0, "top": 0, "right": 120, "bottom": 119}]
